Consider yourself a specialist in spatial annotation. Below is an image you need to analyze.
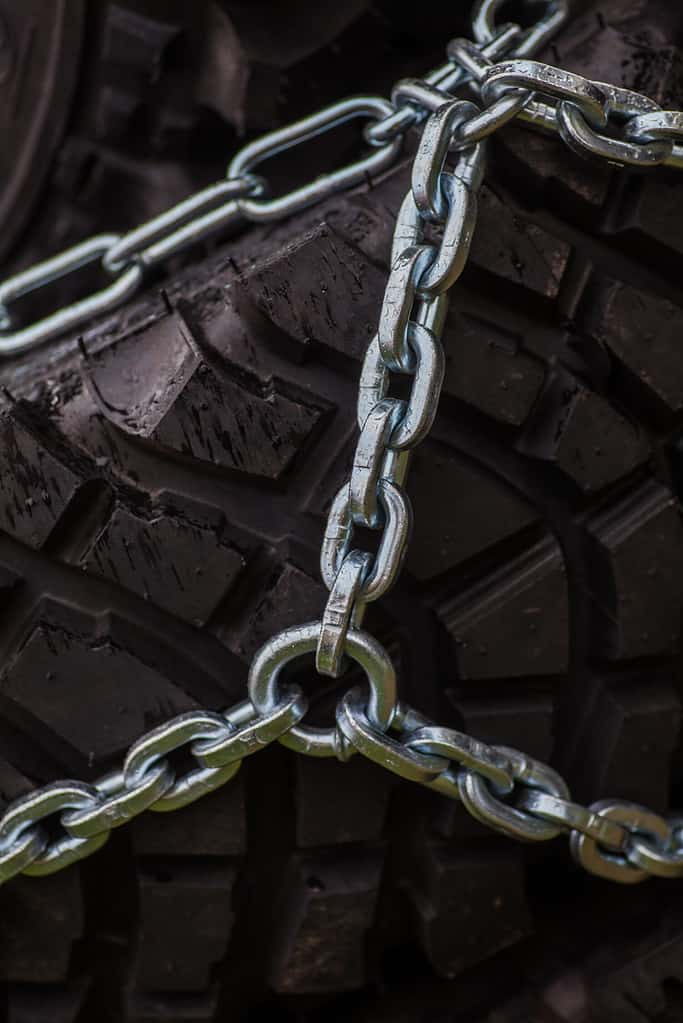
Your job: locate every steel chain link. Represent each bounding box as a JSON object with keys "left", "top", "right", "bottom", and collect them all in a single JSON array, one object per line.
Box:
[{"left": 1, "top": 0, "right": 683, "bottom": 887}]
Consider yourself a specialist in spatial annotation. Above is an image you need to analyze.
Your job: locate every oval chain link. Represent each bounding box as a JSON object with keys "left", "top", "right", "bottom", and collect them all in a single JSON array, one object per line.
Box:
[{"left": 1, "top": 0, "right": 683, "bottom": 889}]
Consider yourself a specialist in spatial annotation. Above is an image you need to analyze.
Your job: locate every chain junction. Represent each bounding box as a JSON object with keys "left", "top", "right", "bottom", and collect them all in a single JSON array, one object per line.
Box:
[{"left": 1, "top": 0, "right": 683, "bottom": 887}]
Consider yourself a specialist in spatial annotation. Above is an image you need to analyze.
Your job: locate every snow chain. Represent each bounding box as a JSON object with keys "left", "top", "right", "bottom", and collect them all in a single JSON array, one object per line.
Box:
[{"left": 1, "top": 0, "right": 683, "bottom": 886}]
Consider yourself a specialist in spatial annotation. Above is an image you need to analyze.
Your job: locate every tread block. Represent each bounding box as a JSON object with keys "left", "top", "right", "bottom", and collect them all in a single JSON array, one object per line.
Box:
[
  {"left": 267, "top": 850, "right": 383, "bottom": 993},
  {"left": 437, "top": 537, "right": 568, "bottom": 679},
  {"left": 441, "top": 308, "right": 546, "bottom": 426},
  {"left": 433, "top": 697, "right": 553, "bottom": 841},
  {"left": 195, "top": 7, "right": 283, "bottom": 134},
  {"left": 237, "top": 223, "right": 386, "bottom": 361},
  {"left": 81, "top": 504, "right": 244, "bottom": 626},
  {"left": 0, "top": 758, "right": 34, "bottom": 804},
  {"left": 101, "top": 6, "right": 180, "bottom": 80},
  {"left": 407, "top": 444, "right": 538, "bottom": 581},
  {"left": 93, "top": 84, "right": 142, "bottom": 142},
  {"left": 326, "top": 193, "right": 400, "bottom": 268},
  {"left": 559, "top": 15, "right": 683, "bottom": 105},
  {"left": 454, "top": 694, "right": 554, "bottom": 764},
  {"left": 516, "top": 371, "right": 650, "bottom": 493},
  {"left": 85, "top": 313, "right": 324, "bottom": 479},
  {"left": 498, "top": 127, "right": 611, "bottom": 215},
  {"left": 124, "top": 988, "right": 219, "bottom": 1023},
  {"left": 1, "top": 620, "right": 196, "bottom": 767},
  {"left": 612, "top": 173, "right": 683, "bottom": 262},
  {"left": 7, "top": 982, "right": 88, "bottom": 1023},
  {"left": 470, "top": 185, "right": 571, "bottom": 300},
  {"left": 588, "top": 280, "right": 683, "bottom": 416},
  {"left": 0, "top": 404, "right": 85, "bottom": 549},
  {"left": 0, "top": 872, "right": 83, "bottom": 984},
  {"left": 222, "top": 560, "right": 327, "bottom": 660},
  {"left": 592, "top": 927, "right": 683, "bottom": 1023},
  {"left": 130, "top": 778, "right": 246, "bottom": 857},
  {"left": 401, "top": 842, "right": 532, "bottom": 979},
  {"left": 294, "top": 756, "right": 393, "bottom": 847},
  {"left": 584, "top": 481, "right": 683, "bottom": 661},
  {"left": 128, "top": 861, "right": 237, "bottom": 992},
  {"left": 570, "top": 677, "right": 680, "bottom": 809}
]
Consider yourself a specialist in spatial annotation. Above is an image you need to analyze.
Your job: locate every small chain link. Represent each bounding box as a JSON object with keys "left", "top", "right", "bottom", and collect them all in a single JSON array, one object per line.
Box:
[{"left": 1, "top": 0, "right": 683, "bottom": 888}]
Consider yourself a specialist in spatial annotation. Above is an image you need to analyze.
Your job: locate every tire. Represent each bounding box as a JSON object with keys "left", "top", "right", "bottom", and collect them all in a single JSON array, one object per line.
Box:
[
  {"left": 1, "top": 2, "right": 683, "bottom": 1022},
  {"left": 0, "top": 0, "right": 395, "bottom": 272}
]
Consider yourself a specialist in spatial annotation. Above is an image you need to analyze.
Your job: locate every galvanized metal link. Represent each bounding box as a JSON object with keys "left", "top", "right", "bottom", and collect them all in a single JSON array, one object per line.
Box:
[
  {"left": 0, "top": 237, "right": 144, "bottom": 357},
  {"left": 569, "top": 801, "right": 674, "bottom": 884},
  {"left": 472, "top": 0, "right": 569, "bottom": 59},
  {"left": 365, "top": 23, "right": 523, "bottom": 147},
  {"left": 102, "top": 175, "right": 265, "bottom": 273},
  {"left": 248, "top": 622, "right": 397, "bottom": 758},
  {"left": 470, "top": 54, "right": 683, "bottom": 169},
  {"left": 227, "top": 95, "right": 402, "bottom": 222},
  {"left": 316, "top": 550, "right": 371, "bottom": 678}
]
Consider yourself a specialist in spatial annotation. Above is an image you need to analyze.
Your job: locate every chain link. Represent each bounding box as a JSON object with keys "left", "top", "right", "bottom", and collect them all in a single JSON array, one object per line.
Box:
[
  {"left": 1, "top": 0, "right": 683, "bottom": 888},
  {"left": 459, "top": 48, "right": 683, "bottom": 169}
]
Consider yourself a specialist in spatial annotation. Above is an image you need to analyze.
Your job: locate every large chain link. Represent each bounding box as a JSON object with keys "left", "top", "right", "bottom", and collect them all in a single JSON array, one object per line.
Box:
[{"left": 2, "top": 0, "right": 683, "bottom": 887}]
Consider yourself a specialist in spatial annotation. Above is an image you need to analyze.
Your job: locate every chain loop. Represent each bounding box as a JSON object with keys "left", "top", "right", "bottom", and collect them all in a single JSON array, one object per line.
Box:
[
  {"left": 227, "top": 96, "right": 402, "bottom": 223},
  {"left": 0, "top": 781, "right": 106, "bottom": 880},
  {"left": 350, "top": 397, "right": 407, "bottom": 527},
  {"left": 569, "top": 801, "right": 672, "bottom": 884},
  {"left": 357, "top": 325, "right": 445, "bottom": 449},
  {"left": 365, "top": 23, "right": 523, "bottom": 147},
  {"left": 316, "top": 550, "right": 371, "bottom": 678},
  {"left": 123, "top": 709, "right": 232, "bottom": 811},
  {"left": 557, "top": 102, "right": 674, "bottom": 167},
  {"left": 0, "top": 827, "right": 47, "bottom": 884},
  {"left": 192, "top": 689, "right": 308, "bottom": 767},
  {"left": 336, "top": 689, "right": 449, "bottom": 785},
  {"left": 481, "top": 60, "right": 609, "bottom": 128},
  {"left": 320, "top": 479, "right": 414, "bottom": 607},
  {"left": 62, "top": 763, "right": 174, "bottom": 838},
  {"left": 412, "top": 100, "right": 481, "bottom": 221},
  {"left": 471, "top": 0, "right": 569, "bottom": 58},
  {"left": 626, "top": 110, "right": 683, "bottom": 145},
  {"left": 515, "top": 790, "right": 628, "bottom": 849},
  {"left": 0, "top": 237, "right": 143, "bottom": 356},
  {"left": 378, "top": 245, "right": 436, "bottom": 370},
  {"left": 404, "top": 725, "right": 514, "bottom": 796},
  {"left": 626, "top": 828, "right": 683, "bottom": 879},
  {"left": 103, "top": 174, "right": 265, "bottom": 273},
  {"left": 459, "top": 747, "right": 571, "bottom": 842},
  {"left": 248, "top": 622, "right": 397, "bottom": 758}
]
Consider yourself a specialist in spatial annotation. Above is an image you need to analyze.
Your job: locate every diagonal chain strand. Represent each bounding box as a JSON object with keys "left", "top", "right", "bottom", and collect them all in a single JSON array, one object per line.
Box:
[{"left": 0, "top": 0, "right": 682, "bottom": 887}]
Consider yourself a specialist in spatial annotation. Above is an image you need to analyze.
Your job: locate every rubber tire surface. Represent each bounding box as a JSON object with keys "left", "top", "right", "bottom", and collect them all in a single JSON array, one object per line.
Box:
[{"left": 2, "top": 2, "right": 683, "bottom": 1022}]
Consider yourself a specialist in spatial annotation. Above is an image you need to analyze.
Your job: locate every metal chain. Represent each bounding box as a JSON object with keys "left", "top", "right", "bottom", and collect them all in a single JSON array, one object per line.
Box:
[
  {"left": 1, "top": 0, "right": 683, "bottom": 887},
  {"left": 0, "top": 689, "right": 308, "bottom": 882}
]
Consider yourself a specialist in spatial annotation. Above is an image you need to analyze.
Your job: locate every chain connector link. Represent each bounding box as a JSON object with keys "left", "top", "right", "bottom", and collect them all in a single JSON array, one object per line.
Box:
[{"left": 227, "top": 96, "right": 402, "bottom": 223}]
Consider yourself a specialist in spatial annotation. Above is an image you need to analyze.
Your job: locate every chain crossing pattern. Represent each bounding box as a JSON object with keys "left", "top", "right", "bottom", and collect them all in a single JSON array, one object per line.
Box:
[{"left": 1, "top": 0, "right": 683, "bottom": 887}]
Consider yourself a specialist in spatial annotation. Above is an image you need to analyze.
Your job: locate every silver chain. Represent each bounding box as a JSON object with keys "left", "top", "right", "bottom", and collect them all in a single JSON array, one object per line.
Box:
[{"left": 1, "top": 0, "right": 683, "bottom": 887}]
